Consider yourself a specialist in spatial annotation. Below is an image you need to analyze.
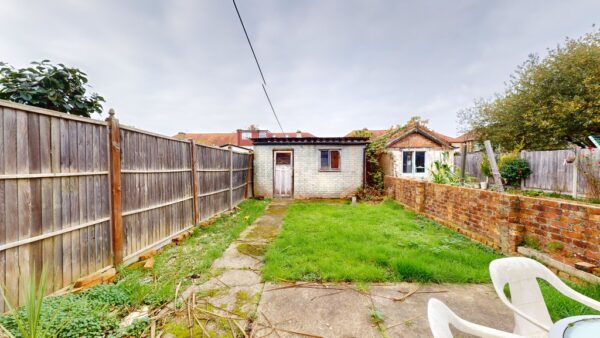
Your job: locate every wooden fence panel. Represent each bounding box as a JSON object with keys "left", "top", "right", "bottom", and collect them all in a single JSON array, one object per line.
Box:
[
  {"left": 0, "top": 102, "right": 111, "bottom": 311},
  {"left": 120, "top": 126, "right": 194, "bottom": 261},
  {"left": 0, "top": 100, "right": 254, "bottom": 310},
  {"left": 454, "top": 151, "right": 485, "bottom": 181}
]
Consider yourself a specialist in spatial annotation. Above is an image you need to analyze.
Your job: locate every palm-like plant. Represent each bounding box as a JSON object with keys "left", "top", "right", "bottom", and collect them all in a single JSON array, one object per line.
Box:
[{"left": 0, "top": 266, "right": 64, "bottom": 338}]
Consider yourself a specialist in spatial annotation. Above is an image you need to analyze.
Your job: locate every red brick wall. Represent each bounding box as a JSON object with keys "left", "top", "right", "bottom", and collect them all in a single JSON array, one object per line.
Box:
[{"left": 385, "top": 176, "right": 600, "bottom": 264}]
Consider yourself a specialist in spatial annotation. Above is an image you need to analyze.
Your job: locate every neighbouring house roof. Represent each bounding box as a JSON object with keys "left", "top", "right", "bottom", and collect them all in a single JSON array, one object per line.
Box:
[
  {"left": 174, "top": 132, "right": 237, "bottom": 146},
  {"left": 454, "top": 131, "right": 478, "bottom": 143},
  {"left": 589, "top": 135, "right": 600, "bottom": 148},
  {"left": 386, "top": 123, "right": 454, "bottom": 149},
  {"left": 252, "top": 137, "right": 369, "bottom": 146},
  {"left": 174, "top": 130, "right": 317, "bottom": 147}
]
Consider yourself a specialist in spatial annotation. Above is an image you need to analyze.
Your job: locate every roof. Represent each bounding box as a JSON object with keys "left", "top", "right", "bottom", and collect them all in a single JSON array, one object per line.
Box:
[
  {"left": 386, "top": 123, "right": 454, "bottom": 149},
  {"left": 252, "top": 137, "right": 369, "bottom": 146},
  {"left": 590, "top": 135, "right": 600, "bottom": 148},
  {"left": 454, "top": 131, "right": 478, "bottom": 143},
  {"left": 174, "top": 132, "right": 237, "bottom": 146}
]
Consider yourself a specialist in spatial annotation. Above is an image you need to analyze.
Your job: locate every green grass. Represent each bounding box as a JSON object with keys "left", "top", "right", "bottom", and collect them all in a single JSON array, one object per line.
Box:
[
  {"left": 541, "top": 281, "right": 600, "bottom": 321},
  {"left": 0, "top": 198, "right": 269, "bottom": 337},
  {"left": 262, "top": 199, "right": 502, "bottom": 283}
]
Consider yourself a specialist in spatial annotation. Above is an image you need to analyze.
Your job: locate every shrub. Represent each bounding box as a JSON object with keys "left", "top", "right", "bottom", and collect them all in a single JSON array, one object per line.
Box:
[
  {"left": 499, "top": 155, "right": 531, "bottom": 187},
  {"left": 480, "top": 155, "right": 492, "bottom": 179}
]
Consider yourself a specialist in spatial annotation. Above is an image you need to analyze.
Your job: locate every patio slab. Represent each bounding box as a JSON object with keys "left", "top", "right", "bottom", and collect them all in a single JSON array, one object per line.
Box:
[{"left": 252, "top": 282, "right": 514, "bottom": 338}]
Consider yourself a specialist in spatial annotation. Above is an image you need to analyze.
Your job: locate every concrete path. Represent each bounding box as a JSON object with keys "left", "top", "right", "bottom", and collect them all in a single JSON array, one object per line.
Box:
[
  {"left": 252, "top": 282, "right": 514, "bottom": 338},
  {"left": 178, "top": 199, "right": 290, "bottom": 337}
]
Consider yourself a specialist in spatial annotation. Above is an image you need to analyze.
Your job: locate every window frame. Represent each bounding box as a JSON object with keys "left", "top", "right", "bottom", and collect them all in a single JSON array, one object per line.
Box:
[
  {"left": 401, "top": 150, "right": 427, "bottom": 175},
  {"left": 318, "top": 149, "right": 342, "bottom": 172},
  {"left": 241, "top": 131, "right": 252, "bottom": 140}
]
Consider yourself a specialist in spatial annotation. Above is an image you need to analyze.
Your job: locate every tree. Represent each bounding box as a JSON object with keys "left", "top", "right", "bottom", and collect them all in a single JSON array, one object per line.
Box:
[
  {"left": 0, "top": 60, "right": 105, "bottom": 117},
  {"left": 459, "top": 30, "right": 600, "bottom": 151}
]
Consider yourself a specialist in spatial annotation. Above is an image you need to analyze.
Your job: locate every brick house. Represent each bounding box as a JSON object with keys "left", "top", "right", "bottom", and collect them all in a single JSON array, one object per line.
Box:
[
  {"left": 384, "top": 123, "right": 458, "bottom": 178},
  {"left": 252, "top": 137, "right": 368, "bottom": 198},
  {"left": 174, "top": 127, "right": 315, "bottom": 151}
]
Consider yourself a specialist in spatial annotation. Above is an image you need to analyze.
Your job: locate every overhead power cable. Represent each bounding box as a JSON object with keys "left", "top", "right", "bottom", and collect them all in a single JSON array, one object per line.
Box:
[{"left": 232, "top": 0, "right": 284, "bottom": 133}]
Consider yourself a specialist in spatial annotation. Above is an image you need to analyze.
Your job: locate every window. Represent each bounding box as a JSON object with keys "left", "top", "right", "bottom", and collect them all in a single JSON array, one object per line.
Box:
[
  {"left": 402, "top": 150, "right": 426, "bottom": 174},
  {"left": 241, "top": 132, "right": 252, "bottom": 140},
  {"left": 320, "top": 150, "right": 340, "bottom": 171},
  {"left": 275, "top": 152, "right": 291, "bottom": 165},
  {"left": 258, "top": 131, "right": 267, "bottom": 138}
]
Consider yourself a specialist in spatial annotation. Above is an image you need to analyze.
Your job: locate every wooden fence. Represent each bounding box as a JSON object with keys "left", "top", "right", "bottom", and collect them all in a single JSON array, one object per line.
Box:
[
  {"left": 0, "top": 100, "right": 253, "bottom": 310},
  {"left": 454, "top": 148, "right": 600, "bottom": 196}
]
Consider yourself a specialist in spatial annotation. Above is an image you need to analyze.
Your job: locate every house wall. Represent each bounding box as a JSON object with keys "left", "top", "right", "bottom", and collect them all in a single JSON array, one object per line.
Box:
[
  {"left": 388, "top": 148, "right": 455, "bottom": 178},
  {"left": 254, "top": 144, "right": 365, "bottom": 198},
  {"left": 384, "top": 176, "right": 600, "bottom": 265}
]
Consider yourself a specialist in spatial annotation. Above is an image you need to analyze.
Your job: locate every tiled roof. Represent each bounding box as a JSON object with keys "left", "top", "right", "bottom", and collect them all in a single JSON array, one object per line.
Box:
[{"left": 174, "top": 132, "right": 237, "bottom": 146}]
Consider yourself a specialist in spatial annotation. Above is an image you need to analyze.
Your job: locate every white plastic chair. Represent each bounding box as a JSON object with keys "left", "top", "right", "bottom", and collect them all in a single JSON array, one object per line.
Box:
[
  {"left": 427, "top": 298, "right": 525, "bottom": 338},
  {"left": 489, "top": 257, "right": 600, "bottom": 337}
]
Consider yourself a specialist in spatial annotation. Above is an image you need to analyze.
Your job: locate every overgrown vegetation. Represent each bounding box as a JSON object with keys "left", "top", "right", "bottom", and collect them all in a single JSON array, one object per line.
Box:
[
  {"left": 0, "top": 60, "right": 105, "bottom": 117},
  {"left": 263, "top": 200, "right": 502, "bottom": 283},
  {"left": 0, "top": 199, "right": 269, "bottom": 337},
  {"left": 498, "top": 153, "right": 531, "bottom": 187},
  {"left": 459, "top": 30, "right": 600, "bottom": 151},
  {"left": 431, "top": 153, "right": 461, "bottom": 185},
  {"left": 505, "top": 188, "right": 600, "bottom": 205}
]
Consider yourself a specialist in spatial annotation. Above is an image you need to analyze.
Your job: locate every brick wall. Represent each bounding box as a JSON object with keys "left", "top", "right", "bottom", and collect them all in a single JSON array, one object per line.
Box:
[
  {"left": 384, "top": 176, "right": 600, "bottom": 264},
  {"left": 254, "top": 144, "right": 365, "bottom": 198}
]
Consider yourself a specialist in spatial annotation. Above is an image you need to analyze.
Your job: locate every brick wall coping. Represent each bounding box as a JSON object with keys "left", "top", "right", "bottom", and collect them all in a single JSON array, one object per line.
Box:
[
  {"left": 385, "top": 175, "right": 600, "bottom": 211},
  {"left": 518, "top": 246, "right": 600, "bottom": 284}
]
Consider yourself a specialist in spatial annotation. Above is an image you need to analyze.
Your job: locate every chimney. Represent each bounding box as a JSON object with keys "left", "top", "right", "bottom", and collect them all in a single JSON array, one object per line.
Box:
[{"left": 296, "top": 130, "right": 302, "bottom": 138}]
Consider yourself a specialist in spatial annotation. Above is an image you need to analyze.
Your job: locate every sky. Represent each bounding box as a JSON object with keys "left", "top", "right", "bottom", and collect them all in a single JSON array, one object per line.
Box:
[{"left": 1, "top": 0, "right": 598, "bottom": 138}]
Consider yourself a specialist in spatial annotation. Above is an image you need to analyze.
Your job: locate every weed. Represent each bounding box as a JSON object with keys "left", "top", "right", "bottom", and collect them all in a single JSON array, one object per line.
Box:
[
  {"left": 369, "top": 309, "right": 385, "bottom": 325},
  {"left": 546, "top": 241, "right": 564, "bottom": 252},
  {"left": 522, "top": 235, "right": 541, "bottom": 250}
]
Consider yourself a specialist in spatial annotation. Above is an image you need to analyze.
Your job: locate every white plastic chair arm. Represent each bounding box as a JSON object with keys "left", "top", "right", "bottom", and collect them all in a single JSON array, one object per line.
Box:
[
  {"left": 552, "top": 279, "right": 600, "bottom": 312},
  {"left": 455, "top": 319, "right": 527, "bottom": 338},
  {"left": 496, "top": 292, "right": 551, "bottom": 332}
]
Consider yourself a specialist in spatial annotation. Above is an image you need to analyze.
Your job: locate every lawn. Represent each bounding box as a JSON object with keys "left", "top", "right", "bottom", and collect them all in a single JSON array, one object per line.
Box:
[
  {"left": 0, "top": 198, "right": 269, "bottom": 338},
  {"left": 262, "top": 199, "right": 600, "bottom": 321},
  {"left": 262, "top": 199, "right": 502, "bottom": 283}
]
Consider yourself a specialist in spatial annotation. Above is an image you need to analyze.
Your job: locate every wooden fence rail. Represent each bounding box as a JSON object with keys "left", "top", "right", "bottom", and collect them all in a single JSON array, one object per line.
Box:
[{"left": 0, "top": 100, "right": 253, "bottom": 310}]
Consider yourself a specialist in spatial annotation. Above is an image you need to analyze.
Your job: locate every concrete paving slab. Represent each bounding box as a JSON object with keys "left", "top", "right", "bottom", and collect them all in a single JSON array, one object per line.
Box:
[
  {"left": 253, "top": 283, "right": 381, "bottom": 338},
  {"left": 369, "top": 283, "right": 514, "bottom": 337},
  {"left": 252, "top": 282, "right": 514, "bottom": 338}
]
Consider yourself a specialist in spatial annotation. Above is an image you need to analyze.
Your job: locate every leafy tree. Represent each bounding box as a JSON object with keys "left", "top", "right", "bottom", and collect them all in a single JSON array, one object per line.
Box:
[
  {"left": 459, "top": 30, "right": 600, "bottom": 151},
  {"left": 0, "top": 60, "right": 104, "bottom": 117}
]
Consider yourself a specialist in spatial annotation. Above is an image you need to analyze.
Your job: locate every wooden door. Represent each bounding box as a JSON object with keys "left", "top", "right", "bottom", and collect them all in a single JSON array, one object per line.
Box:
[{"left": 274, "top": 151, "right": 293, "bottom": 197}]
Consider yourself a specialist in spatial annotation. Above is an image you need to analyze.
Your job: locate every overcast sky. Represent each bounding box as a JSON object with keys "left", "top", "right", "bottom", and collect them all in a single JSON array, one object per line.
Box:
[{"left": 1, "top": 1, "right": 598, "bottom": 137}]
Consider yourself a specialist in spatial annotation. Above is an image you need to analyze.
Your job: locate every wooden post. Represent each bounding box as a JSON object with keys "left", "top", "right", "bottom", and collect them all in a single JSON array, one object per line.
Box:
[
  {"left": 520, "top": 150, "right": 526, "bottom": 190},
  {"left": 572, "top": 147, "right": 579, "bottom": 199},
  {"left": 244, "top": 153, "right": 253, "bottom": 198},
  {"left": 190, "top": 140, "right": 200, "bottom": 224},
  {"left": 459, "top": 144, "right": 467, "bottom": 186},
  {"left": 484, "top": 140, "right": 504, "bottom": 192},
  {"left": 106, "top": 109, "right": 124, "bottom": 265},
  {"left": 229, "top": 146, "right": 233, "bottom": 210}
]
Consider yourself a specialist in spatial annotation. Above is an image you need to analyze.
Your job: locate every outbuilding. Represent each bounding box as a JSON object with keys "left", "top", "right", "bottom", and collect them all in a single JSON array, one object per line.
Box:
[{"left": 252, "top": 137, "right": 368, "bottom": 198}]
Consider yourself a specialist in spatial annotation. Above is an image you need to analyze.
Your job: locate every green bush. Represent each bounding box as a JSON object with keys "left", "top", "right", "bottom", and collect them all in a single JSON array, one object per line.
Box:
[{"left": 499, "top": 156, "right": 531, "bottom": 187}]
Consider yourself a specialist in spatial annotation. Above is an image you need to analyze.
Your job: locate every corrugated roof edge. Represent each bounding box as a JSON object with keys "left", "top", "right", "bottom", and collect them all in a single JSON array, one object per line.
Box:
[{"left": 251, "top": 136, "right": 369, "bottom": 145}]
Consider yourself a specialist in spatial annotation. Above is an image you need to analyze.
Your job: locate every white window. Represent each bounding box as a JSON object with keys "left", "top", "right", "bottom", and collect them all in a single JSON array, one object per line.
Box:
[
  {"left": 402, "top": 151, "right": 426, "bottom": 174},
  {"left": 319, "top": 150, "right": 341, "bottom": 171},
  {"left": 241, "top": 132, "right": 252, "bottom": 140}
]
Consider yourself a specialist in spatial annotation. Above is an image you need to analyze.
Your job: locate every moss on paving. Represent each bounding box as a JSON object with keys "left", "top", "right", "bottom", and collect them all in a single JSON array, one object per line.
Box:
[{"left": 237, "top": 243, "right": 267, "bottom": 256}]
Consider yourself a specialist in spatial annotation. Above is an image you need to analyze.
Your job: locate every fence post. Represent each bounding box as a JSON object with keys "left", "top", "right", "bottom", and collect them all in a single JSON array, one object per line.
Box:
[
  {"left": 106, "top": 109, "right": 124, "bottom": 265},
  {"left": 459, "top": 144, "right": 467, "bottom": 186},
  {"left": 484, "top": 140, "right": 504, "bottom": 193},
  {"left": 244, "top": 153, "right": 253, "bottom": 198},
  {"left": 229, "top": 146, "right": 233, "bottom": 210},
  {"left": 520, "top": 150, "right": 526, "bottom": 190},
  {"left": 190, "top": 140, "right": 200, "bottom": 224},
  {"left": 572, "top": 147, "right": 579, "bottom": 199}
]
